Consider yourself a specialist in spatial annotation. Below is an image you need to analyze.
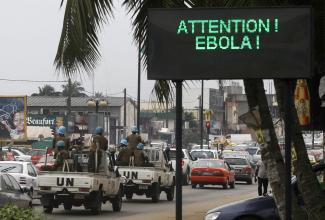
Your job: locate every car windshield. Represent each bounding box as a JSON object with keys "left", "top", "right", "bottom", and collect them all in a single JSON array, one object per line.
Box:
[
  {"left": 246, "top": 148, "right": 258, "bottom": 155},
  {"left": 224, "top": 158, "right": 248, "bottom": 165},
  {"left": 38, "top": 156, "right": 54, "bottom": 163},
  {"left": 193, "top": 160, "right": 223, "bottom": 168},
  {"left": 191, "top": 151, "right": 214, "bottom": 159},
  {"left": 0, "top": 163, "right": 23, "bottom": 173}
]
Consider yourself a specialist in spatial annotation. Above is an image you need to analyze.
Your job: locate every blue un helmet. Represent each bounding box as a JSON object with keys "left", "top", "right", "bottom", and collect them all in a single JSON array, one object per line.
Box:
[
  {"left": 56, "top": 140, "right": 65, "bottom": 150},
  {"left": 57, "top": 126, "right": 66, "bottom": 135},
  {"left": 131, "top": 126, "right": 138, "bottom": 134},
  {"left": 137, "top": 143, "right": 144, "bottom": 150},
  {"left": 120, "top": 139, "right": 128, "bottom": 146},
  {"left": 95, "top": 127, "right": 103, "bottom": 135}
]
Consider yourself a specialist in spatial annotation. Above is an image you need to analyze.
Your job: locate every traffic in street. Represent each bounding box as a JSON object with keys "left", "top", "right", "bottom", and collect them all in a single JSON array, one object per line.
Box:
[{"left": 33, "top": 183, "right": 257, "bottom": 220}]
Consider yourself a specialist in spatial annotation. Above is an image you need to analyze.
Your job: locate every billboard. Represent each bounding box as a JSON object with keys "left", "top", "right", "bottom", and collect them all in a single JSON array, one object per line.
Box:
[
  {"left": 0, "top": 96, "right": 27, "bottom": 140},
  {"left": 148, "top": 7, "right": 312, "bottom": 80}
]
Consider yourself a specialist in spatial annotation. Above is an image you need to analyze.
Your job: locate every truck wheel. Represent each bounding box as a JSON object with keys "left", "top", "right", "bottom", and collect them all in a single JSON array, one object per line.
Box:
[
  {"left": 43, "top": 206, "right": 53, "bottom": 214},
  {"left": 166, "top": 184, "right": 175, "bottom": 201},
  {"left": 151, "top": 183, "right": 160, "bottom": 203},
  {"left": 112, "top": 189, "right": 122, "bottom": 212},
  {"left": 126, "top": 192, "right": 133, "bottom": 200},
  {"left": 64, "top": 203, "right": 72, "bottom": 211},
  {"left": 91, "top": 191, "right": 102, "bottom": 215}
]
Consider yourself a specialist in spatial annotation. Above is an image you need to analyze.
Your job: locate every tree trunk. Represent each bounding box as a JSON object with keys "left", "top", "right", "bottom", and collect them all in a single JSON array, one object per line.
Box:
[
  {"left": 275, "top": 79, "right": 325, "bottom": 219},
  {"left": 244, "top": 79, "right": 307, "bottom": 220}
]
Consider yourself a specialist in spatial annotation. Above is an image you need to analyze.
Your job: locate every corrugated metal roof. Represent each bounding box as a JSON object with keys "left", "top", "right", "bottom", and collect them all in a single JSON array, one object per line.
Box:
[{"left": 27, "top": 96, "right": 130, "bottom": 107}]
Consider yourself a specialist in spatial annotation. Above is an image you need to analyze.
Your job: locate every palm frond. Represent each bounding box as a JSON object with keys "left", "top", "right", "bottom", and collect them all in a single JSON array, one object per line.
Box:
[{"left": 54, "top": 0, "right": 114, "bottom": 78}]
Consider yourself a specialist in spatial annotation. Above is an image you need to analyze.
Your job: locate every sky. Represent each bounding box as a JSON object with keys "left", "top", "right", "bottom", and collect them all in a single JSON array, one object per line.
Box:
[{"left": 0, "top": 1, "right": 274, "bottom": 106}]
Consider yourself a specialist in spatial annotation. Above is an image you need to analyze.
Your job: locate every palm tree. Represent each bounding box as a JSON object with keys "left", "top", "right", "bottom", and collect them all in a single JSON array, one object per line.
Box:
[
  {"left": 32, "top": 84, "right": 57, "bottom": 96},
  {"left": 61, "top": 81, "right": 87, "bottom": 97}
]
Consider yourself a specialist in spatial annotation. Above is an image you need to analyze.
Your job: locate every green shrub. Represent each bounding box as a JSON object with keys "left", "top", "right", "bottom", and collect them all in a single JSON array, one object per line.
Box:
[{"left": 0, "top": 204, "right": 44, "bottom": 220}]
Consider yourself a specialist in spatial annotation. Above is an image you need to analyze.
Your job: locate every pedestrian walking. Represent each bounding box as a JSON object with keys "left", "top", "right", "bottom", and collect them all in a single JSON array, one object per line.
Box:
[{"left": 255, "top": 159, "right": 269, "bottom": 196}]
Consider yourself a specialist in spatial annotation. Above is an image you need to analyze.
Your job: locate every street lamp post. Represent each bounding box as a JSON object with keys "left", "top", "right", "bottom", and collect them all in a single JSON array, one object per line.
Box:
[{"left": 87, "top": 98, "right": 109, "bottom": 130}]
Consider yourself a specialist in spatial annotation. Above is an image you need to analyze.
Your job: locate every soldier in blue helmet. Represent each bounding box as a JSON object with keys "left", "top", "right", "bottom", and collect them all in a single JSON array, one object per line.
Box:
[
  {"left": 89, "top": 127, "right": 108, "bottom": 173},
  {"left": 52, "top": 125, "right": 70, "bottom": 159},
  {"left": 133, "top": 143, "right": 148, "bottom": 167},
  {"left": 116, "top": 139, "right": 131, "bottom": 166},
  {"left": 54, "top": 140, "right": 69, "bottom": 171},
  {"left": 126, "top": 126, "right": 144, "bottom": 152}
]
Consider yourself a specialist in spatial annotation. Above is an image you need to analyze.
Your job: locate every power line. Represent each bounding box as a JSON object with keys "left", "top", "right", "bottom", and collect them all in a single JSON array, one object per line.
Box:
[{"left": 0, "top": 78, "right": 67, "bottom": 83}]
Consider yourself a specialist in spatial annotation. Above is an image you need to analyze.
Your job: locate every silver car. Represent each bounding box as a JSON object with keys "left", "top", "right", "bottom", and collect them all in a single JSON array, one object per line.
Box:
[{"left": 0, "top": 173, "right": 32, "bottom": 208}]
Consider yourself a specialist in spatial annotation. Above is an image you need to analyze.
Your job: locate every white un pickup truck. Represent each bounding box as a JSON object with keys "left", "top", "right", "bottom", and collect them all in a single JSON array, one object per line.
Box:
[
  {"left": 38, "top": 150, "right": 123, "bottom": 215},
  {"left": 118, "top": 146, "right": 175, "bottom": 202}
]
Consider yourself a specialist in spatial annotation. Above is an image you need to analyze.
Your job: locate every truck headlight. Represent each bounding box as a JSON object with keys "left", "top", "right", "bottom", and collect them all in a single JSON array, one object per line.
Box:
[{"left": 204, "top": 212, "right": 221, "bottom": 220}]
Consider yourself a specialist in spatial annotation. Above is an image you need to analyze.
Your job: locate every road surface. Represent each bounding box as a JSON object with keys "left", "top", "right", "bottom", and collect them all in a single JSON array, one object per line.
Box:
[{"left": 34, "top": 182, "right": 258, "bottom": 220}]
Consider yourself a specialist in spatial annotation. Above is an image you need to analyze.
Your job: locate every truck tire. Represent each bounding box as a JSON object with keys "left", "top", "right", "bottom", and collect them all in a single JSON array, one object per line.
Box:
[
  {"left": 64, "top": 203, "right": 72, "bottom": 211},
  {"left": 91, "top": 191, "right": 102, "bottom": 215},
  {"left": 126, "top": 192, "right": 133, "bottom": 200},
  {"left": 151, "top": 182, "right": 160, "bottom": 203},
  {"left": 112, "top": 188, "right": 122, "bottom": 212},
  {"left": 166, "top": 184, "right": 175, "bottom": 201},
  {"left": 43, "top": 206, "right": 53, "bottom": 214}
]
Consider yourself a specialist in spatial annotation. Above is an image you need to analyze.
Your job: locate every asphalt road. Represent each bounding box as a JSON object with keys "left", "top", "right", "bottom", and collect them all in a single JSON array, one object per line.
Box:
[{"left": 33, "top": 182, "right": 258, "bottom": 220}]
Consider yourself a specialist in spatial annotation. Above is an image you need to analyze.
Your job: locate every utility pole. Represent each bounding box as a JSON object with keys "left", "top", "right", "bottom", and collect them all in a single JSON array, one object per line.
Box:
[
  {"left": 124, "top": 88, "right": 127, "bottom": 138},
  {"left": 137, "top": 0, "right": 142, "bottom": 133},
  {"left": 66, "top": 77, "right": 72, "bottom": 135},
  {"left": 200, "top": 80, "right": 204, "bottom": 149},
  {"left": 166, "top": 97, "right": 169, "bottom": 128}
]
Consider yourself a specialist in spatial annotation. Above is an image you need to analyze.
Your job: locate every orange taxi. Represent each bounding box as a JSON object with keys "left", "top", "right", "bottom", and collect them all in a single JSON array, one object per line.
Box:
[{"left": 191, "top": 159, "right": 235, "bottom": 189}]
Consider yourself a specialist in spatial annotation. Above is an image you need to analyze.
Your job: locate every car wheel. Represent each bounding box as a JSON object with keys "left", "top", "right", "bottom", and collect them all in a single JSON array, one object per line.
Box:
[
  {"left": 199, "top": 184, "right": 204, "bottom": 188},
  {"left": 43, "top": 206, "right": 53, "bottom": 214},
  {"left": 230, "top": 181, "right": 235, "bottom": 189},
  {"left": 151, "top": 182, "right": 161, "bottom": 203},
  {"left": 112, "top": 188, "right": 122, "bottom": 212},
  {"left": 166, "top": 184, "right": 175, "bottom": 201},
  {"left": 64, "top": 203, "right": 72, "bottom": 211},
  {"left": 91, "top": 191, "right": 102, "bottom": 215},
  {"left": 247, "top": 178, "right": 253, "bottom": 185},
  {"left": 223, "top": 179, "right": 229, "bottom": 189},
  {"left": 191, "top": 184, "right": 197, "bottom": 189}
]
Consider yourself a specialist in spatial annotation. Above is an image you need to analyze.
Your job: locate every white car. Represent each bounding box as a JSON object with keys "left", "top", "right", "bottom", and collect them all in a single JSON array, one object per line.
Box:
[
  {"left": 169, "top": 148, "right": 194, "bottom": 185},
  {"left": 190, "top": 149, "right": 220, "bottom": 160},
  {"left": 2, "top": 147, "right": 31, "bottom": 162},
  {"left": 0, "top": 161, "right": 38, "bottom": 198}
]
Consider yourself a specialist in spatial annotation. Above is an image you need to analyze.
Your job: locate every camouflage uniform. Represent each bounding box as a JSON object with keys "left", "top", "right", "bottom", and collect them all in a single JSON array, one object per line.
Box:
[
  {"left": 116, "top": 148, "right": 132, "bottom": 166},
  {"left": 53, "top": 135, "right": 70, "bottom": 159},
  {"left": 133, "top": 149, "right": 146, "bottom": 167},
  {"left": 55, "top": 149, "right": 69, "bottom": 171},
  {"left": 126, "top": 134, "right": 143, "bottom": 152}
]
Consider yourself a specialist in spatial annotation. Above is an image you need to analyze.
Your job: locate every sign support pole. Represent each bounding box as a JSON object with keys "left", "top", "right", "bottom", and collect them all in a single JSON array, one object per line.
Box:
[
  {"left": 284, "top": 80, "right": 292, "bottom": 220},
  {"left": 175, "top": 80, "right": 183, "bottom": 220}
]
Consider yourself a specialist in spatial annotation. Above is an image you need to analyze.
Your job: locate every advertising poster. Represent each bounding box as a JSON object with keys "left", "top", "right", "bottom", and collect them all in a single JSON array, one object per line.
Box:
[{"left": 0, "top": 96, "right": 27, "bottom": 140}]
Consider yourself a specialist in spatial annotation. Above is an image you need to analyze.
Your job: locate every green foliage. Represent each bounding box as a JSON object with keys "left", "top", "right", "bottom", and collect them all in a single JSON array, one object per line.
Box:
[{"left": 0, "top": 204, "right": 44, "bottom": 220}]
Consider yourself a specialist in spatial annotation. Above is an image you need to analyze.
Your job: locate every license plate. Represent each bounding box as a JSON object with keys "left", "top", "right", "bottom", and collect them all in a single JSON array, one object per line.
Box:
[
  {"left": 139, "top": 185, "right": 148, "bottom": 190},
  {"left": 202, "top": 172, "right": 213, "bottom": 176}
]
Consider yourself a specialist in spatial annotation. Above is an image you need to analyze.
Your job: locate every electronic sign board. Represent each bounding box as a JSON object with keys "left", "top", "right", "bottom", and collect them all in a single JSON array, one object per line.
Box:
[{"left": 147, "top": 7, "right": 312, "bottom": 80}]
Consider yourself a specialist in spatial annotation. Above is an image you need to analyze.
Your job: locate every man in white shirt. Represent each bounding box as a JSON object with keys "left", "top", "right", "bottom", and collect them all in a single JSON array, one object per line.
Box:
[{"left": 255, "top": 160, "right": 268, "bottom": 196}]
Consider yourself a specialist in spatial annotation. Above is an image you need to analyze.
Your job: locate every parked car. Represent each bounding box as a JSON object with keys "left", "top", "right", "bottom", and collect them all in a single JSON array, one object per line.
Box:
[
  {"left": 34, "top": 155, "right": 56, "bottom": 171},
  {"left": 204, "top": 163, "right": 325, "bottom": 220},
  {"left": 170, "top": 148, "right": 194, "bottom": 185},
  {"left": 0, "top": 173, "right": 32, "bottom": 208},
  {"left": 190, "top": 149, "right": 219, "bottom": 160},
  {"left": 191, "top": 159, "right": 235, "bottom": 189},
  {"left": 223, "top": 157, "right": 253, "bottom": 184},
  {"left": 2, "top": 147, "right": 31, "bottom": 162},
  {"left": 191, "top": 144, "right": 210, "bottom": 150},
  {"left": 0, "top": 161, "right": 38, "bottom": 198},
  {"left": 26, "top": 149, "right": 52, "bottom": 165}
]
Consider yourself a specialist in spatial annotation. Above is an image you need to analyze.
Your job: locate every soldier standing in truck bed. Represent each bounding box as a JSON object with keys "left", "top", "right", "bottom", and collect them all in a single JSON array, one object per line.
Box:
[
  {"left": 126, "top": 126, "right": 144, "bottom": 152},
  {"left": 52, "top": 126, "right": 70, "bottom": 159}
]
